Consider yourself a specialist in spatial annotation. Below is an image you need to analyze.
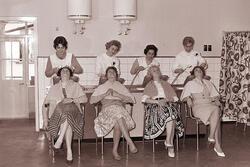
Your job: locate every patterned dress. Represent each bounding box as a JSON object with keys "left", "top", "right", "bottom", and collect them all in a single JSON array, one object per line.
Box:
[
  {"left": 91, "top": 81, "right": 136, "bottom": 137},
  {"left": 142, "top": 80, "right": 184, "bottom": 139},
  {"left": 94, "top": 100, "right": 135, "bottom": 137},
  {"left": 144, "top": 102, "right": 184, "bottom": 139}
]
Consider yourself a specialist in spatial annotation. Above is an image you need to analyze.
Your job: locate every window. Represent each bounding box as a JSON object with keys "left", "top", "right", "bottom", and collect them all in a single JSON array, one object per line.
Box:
[
  {"left": 2, "top": 41, "right": 23, "bottom": 80},
  {"left": 0, "top": 22, "right": 35, "bottom": 82}
]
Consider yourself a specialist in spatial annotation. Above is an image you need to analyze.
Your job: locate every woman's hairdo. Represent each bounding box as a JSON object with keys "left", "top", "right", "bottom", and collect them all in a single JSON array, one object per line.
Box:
[
  {"left": 144, "top": 44, "right": 158, "bottom": 57},
  {"left": 105, "top": 66, "right": 118, "bottom": 80},
  {"left": 148, "top": 65, "right": 161, "bottom": 78},
  {"left": 190, "top": 66, "right": 206, "bottom": 76},
  {"left": 183, "top": 36, "right": 195, "bottom": 46},
  {"left": 53, "top": 36, "right": 68, "bottom": 49},
  {"left": 57, "top": 66, "right": 73, "bottom": 77},
  {"left": 105, "top": 40, "right": 121, "bottom": 51}
]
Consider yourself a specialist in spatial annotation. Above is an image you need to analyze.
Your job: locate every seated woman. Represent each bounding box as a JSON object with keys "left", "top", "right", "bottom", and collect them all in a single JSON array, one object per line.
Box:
[
  {"left": 42, "top": 66, "right": 87, "bottom": 164},
  {"left": 180, "top": 66, "right": 225, "bottom": 157},
  {"left": 90, "top": 66, "right": 137, "bottom": 160},
  {"left": 130, "top": 44, "right": 168, "bottom": 87},
  {"left": 142, "top": 65, "right": 184, "bottom": 158}
]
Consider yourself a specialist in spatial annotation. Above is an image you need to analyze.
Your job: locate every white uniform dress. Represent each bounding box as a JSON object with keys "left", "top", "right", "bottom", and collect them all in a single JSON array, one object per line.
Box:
[
  {"left": 172, "top": 50, "right": 206, "bottom": 84},
  {"left": 47, "top": 53, "right": 73, "bottom": 88},
  {"left": 95, "top": 53, "right": 120, "bottom": 77},
  {"left": 132, "top": 57, "right": 160, "bottom": 85},
  {"left": 180, "top": 78, "right": 219, "bottom": 125}
]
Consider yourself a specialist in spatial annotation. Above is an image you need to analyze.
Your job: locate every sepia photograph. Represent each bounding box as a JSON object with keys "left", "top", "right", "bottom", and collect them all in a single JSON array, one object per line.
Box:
[{"left": 0, "top": 0, "right": 249, "bottom": 166}]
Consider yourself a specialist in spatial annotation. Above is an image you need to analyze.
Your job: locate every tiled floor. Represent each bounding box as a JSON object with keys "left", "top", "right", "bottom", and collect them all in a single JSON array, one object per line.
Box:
[{"left": 0, "top": 119, "right": 250, "bottom": 167}]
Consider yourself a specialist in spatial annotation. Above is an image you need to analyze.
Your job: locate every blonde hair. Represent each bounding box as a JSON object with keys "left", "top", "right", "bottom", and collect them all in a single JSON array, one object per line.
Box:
[{"left": 147, "top": 65, "right": 162, "bottom": 78}]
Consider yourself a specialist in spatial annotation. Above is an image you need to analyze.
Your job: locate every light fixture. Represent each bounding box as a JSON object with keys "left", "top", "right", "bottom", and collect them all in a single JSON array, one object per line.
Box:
[
  {"left": 68, "top": 0, "right": 92, "bottom": 34},
  {"left": 113, "top": 0, "right": 137, "bottom": 35}
]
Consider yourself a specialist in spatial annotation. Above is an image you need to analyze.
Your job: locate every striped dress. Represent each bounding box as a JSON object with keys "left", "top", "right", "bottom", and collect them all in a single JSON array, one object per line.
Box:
[{"left": 45, "top": 81, "right": 86, "bottom": 139}]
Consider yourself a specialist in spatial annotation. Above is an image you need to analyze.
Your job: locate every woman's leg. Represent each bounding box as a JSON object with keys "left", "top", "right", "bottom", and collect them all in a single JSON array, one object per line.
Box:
[
  {"left": 54, "top": 120, "right": 69, "bottom": 148},
  {"left": 208, "top": 108, "right": 224, "bottom": 152},
  {"left": 214, "top": 114, "right": 223, "bottom": 152},
  {"left": 112, "top": 123, "right": 122, "bottom": 159},
  {"left": 165, "top": 120, "right": 176, "bottom": 157},
  {"left": 65, "top": 125, "right": 73, "bottom": 160},
  {"left": 208, "top": 108, "right": 220, "bottom": 140},
  {"left": 165, "top": 120, "right": 175, "bottom": 145},
  {"left": 117, "top": 118, "right": 137, "bottom": 152}
]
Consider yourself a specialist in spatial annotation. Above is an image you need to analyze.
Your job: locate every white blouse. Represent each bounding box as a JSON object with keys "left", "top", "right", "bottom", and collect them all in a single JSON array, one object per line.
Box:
[
  {"left": 142, "top": 81, "right": 178, "bottom": 102},
  {"left": 180, "top": 78, "right": 219, "bottom": 101},
  {"left": 172, "top": 50, "right": 206, "bottom": 84},
  {"left": 49, "top": 53, "right": 72, "bottom": 69},
  {"left": 95, "top": 53, "right": 120, "bottom": 76}
]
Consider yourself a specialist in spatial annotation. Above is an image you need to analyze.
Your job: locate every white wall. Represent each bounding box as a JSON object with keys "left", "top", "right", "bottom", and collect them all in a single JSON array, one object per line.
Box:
[{"left": 0, "top": 0, "right": 249, "bottom": 57}]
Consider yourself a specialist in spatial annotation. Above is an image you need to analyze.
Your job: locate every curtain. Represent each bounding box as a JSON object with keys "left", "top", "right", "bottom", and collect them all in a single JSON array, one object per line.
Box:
[{"left": 219, "top": 31, "right": 250, "bottom": 123}]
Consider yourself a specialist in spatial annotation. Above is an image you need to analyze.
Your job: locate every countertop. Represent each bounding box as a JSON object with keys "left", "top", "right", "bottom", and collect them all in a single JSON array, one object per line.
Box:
[{"left": 82, "top": 84, "right": 184, "bottom": 94}]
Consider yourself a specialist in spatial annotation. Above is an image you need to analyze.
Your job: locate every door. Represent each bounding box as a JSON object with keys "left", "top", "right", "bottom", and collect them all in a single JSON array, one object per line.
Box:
[{"left": 0, "top": 36, "right": 28, "bottom": 118}]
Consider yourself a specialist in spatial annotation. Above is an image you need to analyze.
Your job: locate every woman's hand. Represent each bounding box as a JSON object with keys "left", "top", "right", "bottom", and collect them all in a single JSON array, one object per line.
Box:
[
  {"left": 200, "top": 63, "right": 208, "bottom": 70},
  {"left": 112, "top": 89, "right": 124, "bottom": 99},
  {"left": 137, "top": 66, "right": 145, "bottom": 73},
  {"left": 52, "top": 76, "right": 61, "bottom": 85},
  {"left": 105, "top": 89, "right": 113, "bottom": 96},
  {"left": 100, "top": 75, "right": 107, "bottom": 80},
  {"left": 53, "top": 67, "right": 59, "bottom": 74},
  {"left": 71, "top": 75, "right": 79, "bottom": 82},
  {"left": 174, "top": 68, "right": 184, "bottom": 74},
  {"left": 186, "top": 97, "right": 193, "bottom": 108},
  {"left": 99, "top": 75, "right": 108, "bottom": 84},
  {"left": 157, "top": 99, "right": 167, "bottom": 106},
  {"left": 211, "top": 97, "right": 221, "bottom": 106},
  {"left": 63, "top": 98, "right": 74, "bottom": 104}
]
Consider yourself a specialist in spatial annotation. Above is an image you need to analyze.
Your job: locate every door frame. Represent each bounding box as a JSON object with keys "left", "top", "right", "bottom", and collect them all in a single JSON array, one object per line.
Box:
[{"left": 0, "top": 17, "right": 38, "bottom": 130}]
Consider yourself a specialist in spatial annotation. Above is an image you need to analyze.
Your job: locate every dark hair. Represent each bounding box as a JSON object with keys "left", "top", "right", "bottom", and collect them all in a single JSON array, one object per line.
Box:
[
  {"left": 183, "top": 36, "right": 195, "bottom": 46},
  {"left": 144, "top": 44, "right": 158, "bottom": 57},
  {"left": 57, "top": 66, "right": 73, "bottom": 77},
  {"left": 105, "top": 66, "right": 118, "bottom": 80},
  {"left": 53, "top": 36, "right": 68, "bottom": 49},
  {"left": 105, "top": 40, "right": 121, "bottom": 51},
  {"left": 190, "top": 66, "right": 206, "bottom": 77}
]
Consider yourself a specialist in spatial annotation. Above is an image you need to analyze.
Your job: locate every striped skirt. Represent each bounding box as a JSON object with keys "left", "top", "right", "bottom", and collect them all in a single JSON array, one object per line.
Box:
[
  {"left": 48, "top": 102, "right": 84, "bottom": 139},
  {"left": 144, "top": 102, "right": 184, "bottom": 140}
]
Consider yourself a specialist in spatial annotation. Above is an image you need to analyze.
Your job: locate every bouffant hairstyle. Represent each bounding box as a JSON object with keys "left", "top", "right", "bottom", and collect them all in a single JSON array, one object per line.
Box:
[
  {"left": 53, "top": 36, "right": 68, "bottom": 49},
  {"left": 105, "top": 40, "right": 121, "bottom": 52},
  {"left": 57, "top": 66, "right": 73, "bottom": 77},
  {"left": 183, "top": 36, "right": 195, "bottom": 46},
  {"left": 105, "top": 66, "right": 118, "bottom": 80},
  {"left": 144, "top": 44, "right": 158, "bottom": 57},
  {"left": 190, "top": 66, "right": 206, "bottom": 77}
]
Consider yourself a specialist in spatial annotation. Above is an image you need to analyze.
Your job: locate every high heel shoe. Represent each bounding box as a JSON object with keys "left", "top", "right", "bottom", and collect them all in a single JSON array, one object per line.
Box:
[
  {"left": 130, "top": 148, "right": 138, "bottom": 154},
  {"left": 129, "top": 143, "right": 138, "bottom": 154},
  {"left": 52, "top": 145, "right": 61, "bottom": 153},
  {"left": 164, "top": 141, "right": 175, "bottom": 158},
  {"left": 214, "top": 147, "right": 225, "bottom": 157},
  {"left": 113, "top": 155, "right": 122, "bottom": 161},
  {"left": 66, "top": 159, "right": 73, "bottom": 165}
]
